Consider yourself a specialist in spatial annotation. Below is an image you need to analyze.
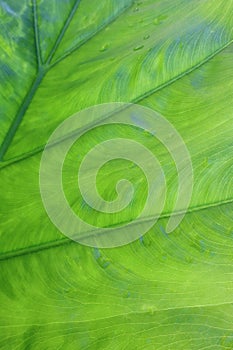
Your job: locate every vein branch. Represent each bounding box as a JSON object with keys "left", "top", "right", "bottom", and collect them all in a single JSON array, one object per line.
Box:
[
  {"left": 46, "top": 0, "right": 81, "bottom": 65},
  {"left": 0, "top": 0, "right": 82, "bottom": 160},
  {"left": 50, "top": 1, "right": 135, "bottom": 68},
  {"left": 0, "top": 71, "right": 44, "bottom": 161},
  {"left": 0, "top": 197, "right": 233, "bottom": 261},
  {"left": 32, "top": 0, "right": 42, "bottom": 67},
  {"left": 0, "top": 1, "right": 232, "bottom": 165}
]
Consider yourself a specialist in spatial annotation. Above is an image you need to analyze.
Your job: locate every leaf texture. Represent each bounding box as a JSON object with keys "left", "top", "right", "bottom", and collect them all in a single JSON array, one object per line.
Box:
[{"left": 0, "top": 0, "right": 233, "bottom": 349}]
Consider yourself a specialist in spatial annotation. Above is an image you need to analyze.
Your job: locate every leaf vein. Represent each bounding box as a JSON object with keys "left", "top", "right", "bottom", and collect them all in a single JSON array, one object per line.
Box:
[
  {"left": 0, "top": 197, "right": 232, "bottom": 261},
  {"left": 46, "top": 0, "right": 82, "bottom": 65}
]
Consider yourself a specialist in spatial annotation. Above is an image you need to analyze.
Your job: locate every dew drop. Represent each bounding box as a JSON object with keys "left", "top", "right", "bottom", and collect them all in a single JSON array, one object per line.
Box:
[
  {"left": 99, "top": 44, "right": 109, "bottom": 52},
  {"left": 153, "top": 14, "right": 168, "bottom": 25},
  {"left": 143, "top": 34, "right": 150, "bottom": 40},
  {"left": 133, "top": 44, "right": 144, "bottom": 51}
]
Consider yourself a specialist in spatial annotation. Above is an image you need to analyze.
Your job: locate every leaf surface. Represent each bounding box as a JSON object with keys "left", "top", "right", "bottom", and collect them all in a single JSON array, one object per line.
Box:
[{"left": 0, "top": 0, "right": 233, "bottom": 349}]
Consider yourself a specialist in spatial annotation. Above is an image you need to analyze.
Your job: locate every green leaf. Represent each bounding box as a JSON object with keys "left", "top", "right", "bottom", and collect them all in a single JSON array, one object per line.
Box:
[{"left": 0, "top": 0, "right": 233, "bottom": 349}]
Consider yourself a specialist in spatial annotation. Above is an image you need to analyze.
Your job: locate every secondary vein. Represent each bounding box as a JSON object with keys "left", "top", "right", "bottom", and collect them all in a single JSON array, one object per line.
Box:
[
  {"left": 32, "top": 0, "right": 42, "bottom": 67},
  {"left": 46, "top": 0, "right": 82, "bottom": 65},
  {"left": 1, "top": 38, "right": 232, "bottom": 168},
  {"left": 0, "top": 197, "right": 232, "bottom": 261}
]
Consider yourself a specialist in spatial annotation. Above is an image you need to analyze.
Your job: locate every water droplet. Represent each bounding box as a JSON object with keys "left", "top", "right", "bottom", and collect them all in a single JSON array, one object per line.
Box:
[
  {"left": 153, "top": 14, "right": 167, "bottom": 25},
  {"left": 99, "top": 44, "right": 109, "bottom": 52},
  {"left": 134, "top": 7, "right": 139, "bottom": 12},
  {"left": 133, "top": 45, "right": 144, "bottom": 51},
  {"left": 143, "top": 34, "right": 150, "bottom": 40}
]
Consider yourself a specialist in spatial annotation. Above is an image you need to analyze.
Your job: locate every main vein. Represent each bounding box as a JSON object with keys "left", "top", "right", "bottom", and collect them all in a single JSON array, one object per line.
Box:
[
  {"left": 0, "top": 0, "right": 81, "bottom": 160},
  {"left": 0, "top": 0, "right": 135, "bottom": 161}
]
